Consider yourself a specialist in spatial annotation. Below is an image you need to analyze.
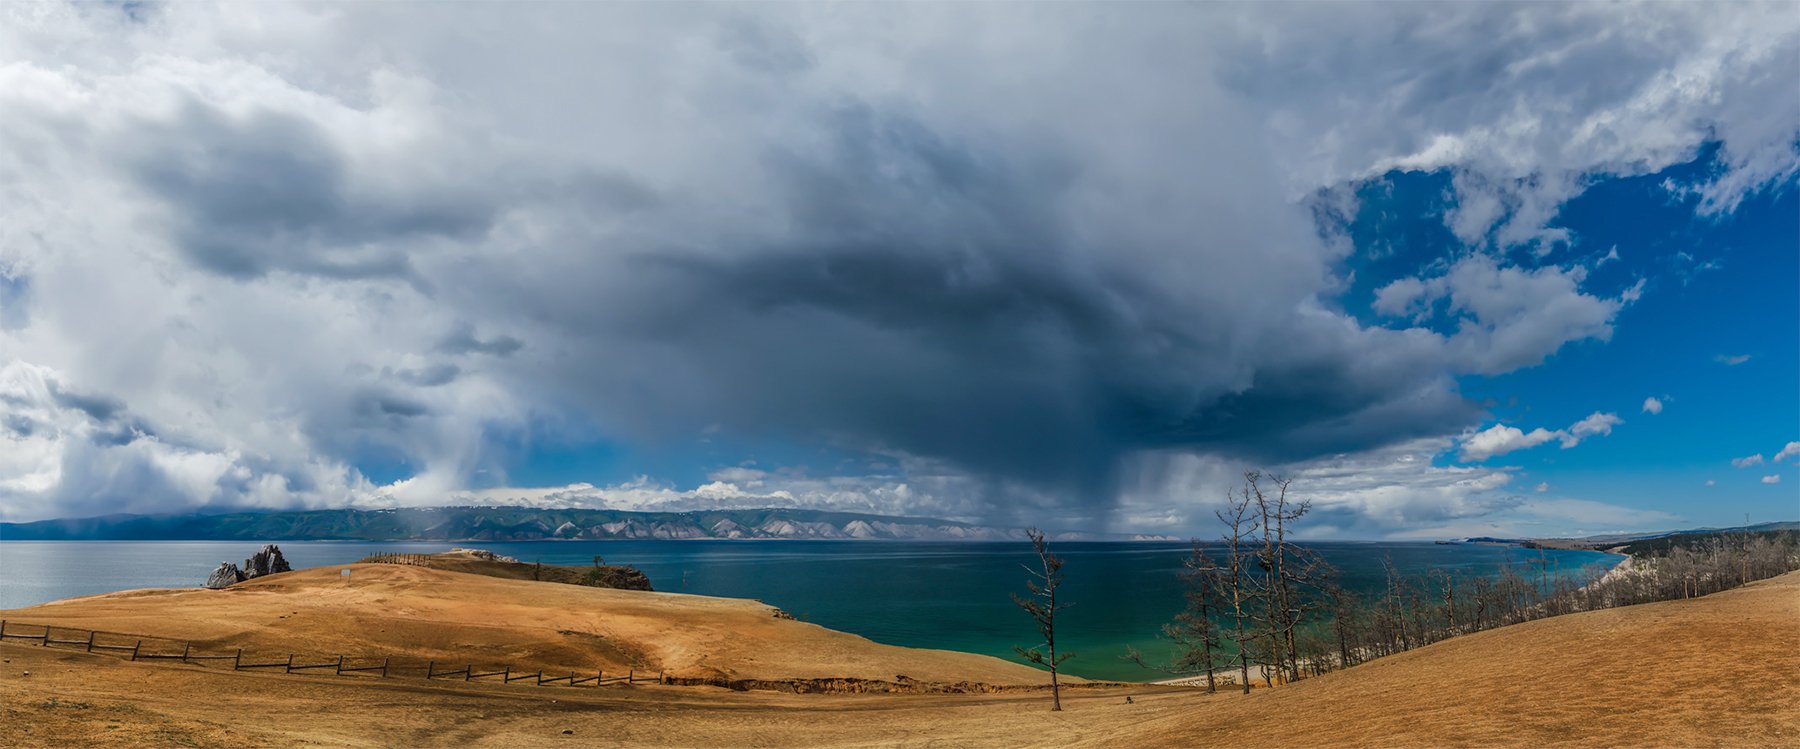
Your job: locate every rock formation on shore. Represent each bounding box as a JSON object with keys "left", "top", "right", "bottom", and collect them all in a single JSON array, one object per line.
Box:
[
  {"left": 204, "top": 563, "right": 242, "bottom": 589},
  {"left": 203, "top": 544, "right": 293, "bottom": 589},
  {"left": 243, "top": 544, "right": 292, "bottom": 577}
]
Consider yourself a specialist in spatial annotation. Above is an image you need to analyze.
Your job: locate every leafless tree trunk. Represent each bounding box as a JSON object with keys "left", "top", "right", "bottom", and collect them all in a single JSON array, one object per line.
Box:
[
  {"left": 1127, "top": 542, "right": 1226, "bottom": 693},
  {"left": 1254, "top": 475, "right": 1313, "bottom": 684},
  {"left": 1217, "top": 481, "right": 1259, "bottom": 695},
  {"left": 1013, "top": 528, "right": 1074, "bottom": 711},
  {"left": 1437, "top": 570, "right": 1457, "bottom": 634}
]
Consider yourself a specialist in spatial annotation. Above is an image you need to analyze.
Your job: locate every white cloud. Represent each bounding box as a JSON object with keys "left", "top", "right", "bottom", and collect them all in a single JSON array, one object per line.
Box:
[
  {"left": 1705, "top": 479, "right": 1716, "bottom": 487},
  {"left": 1732, "top": 454, "right": 1765, "bottom": 468},
  {"left": 1562, "top": 412, "right": 1623, "bottom": 447},
  {"left": 1509, "top": 498, "right": 1681, "bottom": 531},
  {"left": 1597, "top": 246, "right": 1621, "bottom": 267},
  {"left": 1371, "top": 277, "right": 1430, "bottom": 318},
  {"left": 1116, "top": 439, "right": 1540, "bottom": 540},
  {"left": 379, "top": 456, "right": 1059, "bottom": 526},
  {"left": 1417, "top": 257, "right": 1626, "bottom": 375},
  {"left": 1773, "top": 441, "right": 1800, "bottom": 463},
  {"left": 1460, "top": 425, "right": 1562, "bottom": 462},
  {"left": 1641, "top": 396, "right": 1663, "bottom": 415},
  {"left": 1459, "top": 410, "right": 1623, "bottom": 461},
  {"left": 1762, "top": 474, "right": 1781, "bottom": 485},
  {"left": 1716, "top": 354, "right": 1753, "bottom": 366},
  {"left": 1534, "top": 481, "right": 1549, "bottom": 493},
  {"left": 1619, "top": 278, "right": 1647, "bottom": 305}
]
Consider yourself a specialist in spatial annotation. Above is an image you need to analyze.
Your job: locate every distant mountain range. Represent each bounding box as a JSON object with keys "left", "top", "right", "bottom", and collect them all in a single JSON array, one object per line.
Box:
[
  {"left": 1501, "top": 520, "right": 1800, "bottom": 550},
  {"left": 0, "top": 507, "right": 1177, "bottom": 542},
  {"left": 1560, "top": 520, "right": 1800, "bottom": 544}
]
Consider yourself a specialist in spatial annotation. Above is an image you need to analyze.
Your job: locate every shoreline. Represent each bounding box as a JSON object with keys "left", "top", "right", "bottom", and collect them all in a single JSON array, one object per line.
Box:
[{"left": 1579, "top": 550, "right": 1635, "bottom": 593}]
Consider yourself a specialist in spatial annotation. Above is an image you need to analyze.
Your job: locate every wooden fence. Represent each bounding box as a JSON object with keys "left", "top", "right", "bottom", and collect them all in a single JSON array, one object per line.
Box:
[
  {"left": 357, "top": 553, "right": 435, "bottom": 567},
  {"left": 0, "top": 619, "right": 658, "bottom": 689},
  {"left": 0, "top": 619, "right": 1098, "bottom": 695}
]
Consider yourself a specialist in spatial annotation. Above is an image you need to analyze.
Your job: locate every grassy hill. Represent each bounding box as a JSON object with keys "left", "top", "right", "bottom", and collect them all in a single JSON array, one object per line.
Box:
[{"left": 2, "top": 567, "right": 1795, "bottom": 747}]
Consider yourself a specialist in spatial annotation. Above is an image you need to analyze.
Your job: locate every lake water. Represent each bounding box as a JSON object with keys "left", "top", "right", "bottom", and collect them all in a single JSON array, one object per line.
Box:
[{"left": 0, "top": 539, "right": 1619, "bottom": 681}]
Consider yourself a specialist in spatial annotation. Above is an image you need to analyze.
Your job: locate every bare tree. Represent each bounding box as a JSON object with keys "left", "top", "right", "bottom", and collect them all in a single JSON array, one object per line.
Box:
[
  {"left": 1251, "top": 474, "right": 1318, "bottom": 684},
  {"left": 1379, "top": 554, "right": 1417, "bottom": 652},
  {"left": 1431, "top": 569, "right": 1458, "bottom": 634},
  {"left": 1324, "top": 582, "right": 1360, "bottom": 669},
  {"left": 1127, "top": 542, "right": 1225, "bottom": 693},
  {"left": 1217, "top": 477, "right": 1260, "bottom": 694},
  {"left": 1013, "top": 527, "right": 1075, "bottom": 711}
]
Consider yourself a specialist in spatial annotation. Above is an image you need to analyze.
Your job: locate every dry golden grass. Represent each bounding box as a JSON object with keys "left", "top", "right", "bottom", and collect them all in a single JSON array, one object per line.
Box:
[
  {"left": 1, "top": 566, "right": 1795, "bottom": 748},
  {"left": 0, "top": 563, "right": 1048, "bottom": 684}
]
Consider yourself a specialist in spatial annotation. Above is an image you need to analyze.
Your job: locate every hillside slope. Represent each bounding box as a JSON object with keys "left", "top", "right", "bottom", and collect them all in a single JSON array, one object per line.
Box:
[
  {"left": 0, "top": 563, "right": 1048, "bottom": 685},
  {"left": 2, "top": 569, "right": 1794, "bottom": 748},
  {"left": 1113, "top": 568, "right": 1800, "bottom": 747},
  {"left": 359, "top": 548, "right": 653, "bottom": 590}
]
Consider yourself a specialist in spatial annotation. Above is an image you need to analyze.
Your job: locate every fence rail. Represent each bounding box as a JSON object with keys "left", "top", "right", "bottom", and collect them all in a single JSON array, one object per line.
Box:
[
  {"left": 358, "top": 553, "right": 435, "bottom": 567},
  {"left": 0, "top": 618, "right": 1056, "bottom": 696},
  {"left": 0, "top": 618, "right": 661, "bottom": 693}
]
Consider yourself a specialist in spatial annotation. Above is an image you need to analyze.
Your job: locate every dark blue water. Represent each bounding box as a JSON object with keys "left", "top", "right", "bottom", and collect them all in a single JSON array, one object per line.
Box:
[{"left": 0, "top": 540, "right": 1619, "bottom": 681}]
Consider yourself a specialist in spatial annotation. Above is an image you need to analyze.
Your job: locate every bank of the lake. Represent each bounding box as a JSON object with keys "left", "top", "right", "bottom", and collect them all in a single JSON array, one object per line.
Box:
[{"left": 0, "top": 539, "right": 1619, "bottom": 682}]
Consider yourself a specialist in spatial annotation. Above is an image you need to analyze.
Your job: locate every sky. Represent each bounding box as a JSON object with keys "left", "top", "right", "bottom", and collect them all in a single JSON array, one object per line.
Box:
[{"left": 0, "top": 1, "right": 1796, "bottom": 538}]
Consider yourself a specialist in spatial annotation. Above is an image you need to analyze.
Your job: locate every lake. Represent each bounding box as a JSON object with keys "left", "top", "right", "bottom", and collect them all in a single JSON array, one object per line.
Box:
[{"left": 0, "top": 539, "right": 1620, "bottom": 681}]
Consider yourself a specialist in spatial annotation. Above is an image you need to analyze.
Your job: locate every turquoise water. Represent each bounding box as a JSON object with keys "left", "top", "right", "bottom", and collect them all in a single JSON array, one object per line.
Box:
[{"left": 0, "top": 540, "right": 1619, "bottom": 681}]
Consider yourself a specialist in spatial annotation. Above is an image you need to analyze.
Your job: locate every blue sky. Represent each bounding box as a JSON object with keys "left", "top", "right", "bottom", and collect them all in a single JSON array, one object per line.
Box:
[
  {"left": 1, "top": 2, "right": 1795, "bottom": 537},
  {"left": 1451, "top": 165, "right": 1799, "bottom": 530},
  {"left": 1337, "top": 151, "right": 1798, "bottom": 532}
]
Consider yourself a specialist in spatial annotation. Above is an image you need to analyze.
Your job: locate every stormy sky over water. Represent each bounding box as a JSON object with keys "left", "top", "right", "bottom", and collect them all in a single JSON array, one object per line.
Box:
[{"left": 1, "top": 2, "right": 1796, "bottom": 537}]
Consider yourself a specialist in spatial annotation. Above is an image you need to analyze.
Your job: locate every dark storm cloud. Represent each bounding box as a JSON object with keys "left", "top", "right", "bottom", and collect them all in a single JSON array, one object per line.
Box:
[
  {"left": 3, "top": 413, "right": 37, "bottom": 438},
  {"left": 126, "top": 100, "right": 496, "bottom": 280},
  {"left": 44, "top": 383, "right": 159, "bottom": 447},
  {"left": 477, "top": 106, "right": 1478, "bottom": 507},
  {"left": 394, "top": 363, "right": 461, "bottom": 388},
  {"left": 717, "top": 14, "right": 815, "bottom": 76},
  {"left": 357, "top": 391, "right": 431, "bottom": 420},
  {"left": 435, "top": 325, "right": 524, "bottom": 357},
  {"left": 48, "top": 383, "right": 125, "bottom": 423}
]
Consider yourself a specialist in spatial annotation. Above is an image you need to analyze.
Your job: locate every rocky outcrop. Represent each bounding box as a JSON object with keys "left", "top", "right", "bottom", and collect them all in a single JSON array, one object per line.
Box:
[
  {"left": 202, "top": 544, "right": 293, "bottom": 588},
  {"left": 579, "top": 564, "right": 654, "bottom": 591},
  {"left": 205, "top": 562, "right": 244, "bottom": 589},
  {"left": 447, "top": 548, "right": 520, "bottom": 563},
  {"left": 242, "top": 544, "right": 292, "bottom": 578}
]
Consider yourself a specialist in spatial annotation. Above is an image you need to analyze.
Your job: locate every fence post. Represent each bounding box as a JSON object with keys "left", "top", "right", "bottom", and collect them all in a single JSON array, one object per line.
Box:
[
  {"left": 234, "top": 649, "right": 242, "bottom": 671},
  {"left": 1, "top": 619, "right": 7, "bottom": 638},
  {"left": 285, "top": 654, "right": 294, "bottom": 673},
  {"left": 464, "top": 664, "right": 471, "bottom": 682},
  {"left": 659, "top": 670, "right": 665, "bottom": 685},
  {"left": 382, "top": 658, "right": 389, "bottom": 679},
  {"left": 503, "top": 666, "right": 510, "bottom": 683},
  {"left": 596, "top": 669, "right": 602, "bottom": 687},
  {"left": 39, "top": 626, "right": 48, "bottom": 646},
  {"left": 335, "top": 655, "right": 345, "bottom": 675},
  {"left": 628, "top": 669, "right": 634, "bottom": 684},
  {"left": 181, "top": 642, "right": 191, "bottom": 664},
  {"left": 86, "top": 631, "right": 95, "bottom": 653},
  {"left": 130, "top": 641, "right": 141, "bottom": 661},
  {"left": 426, "top": 660, "right": 435, "bottom": 679}
]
